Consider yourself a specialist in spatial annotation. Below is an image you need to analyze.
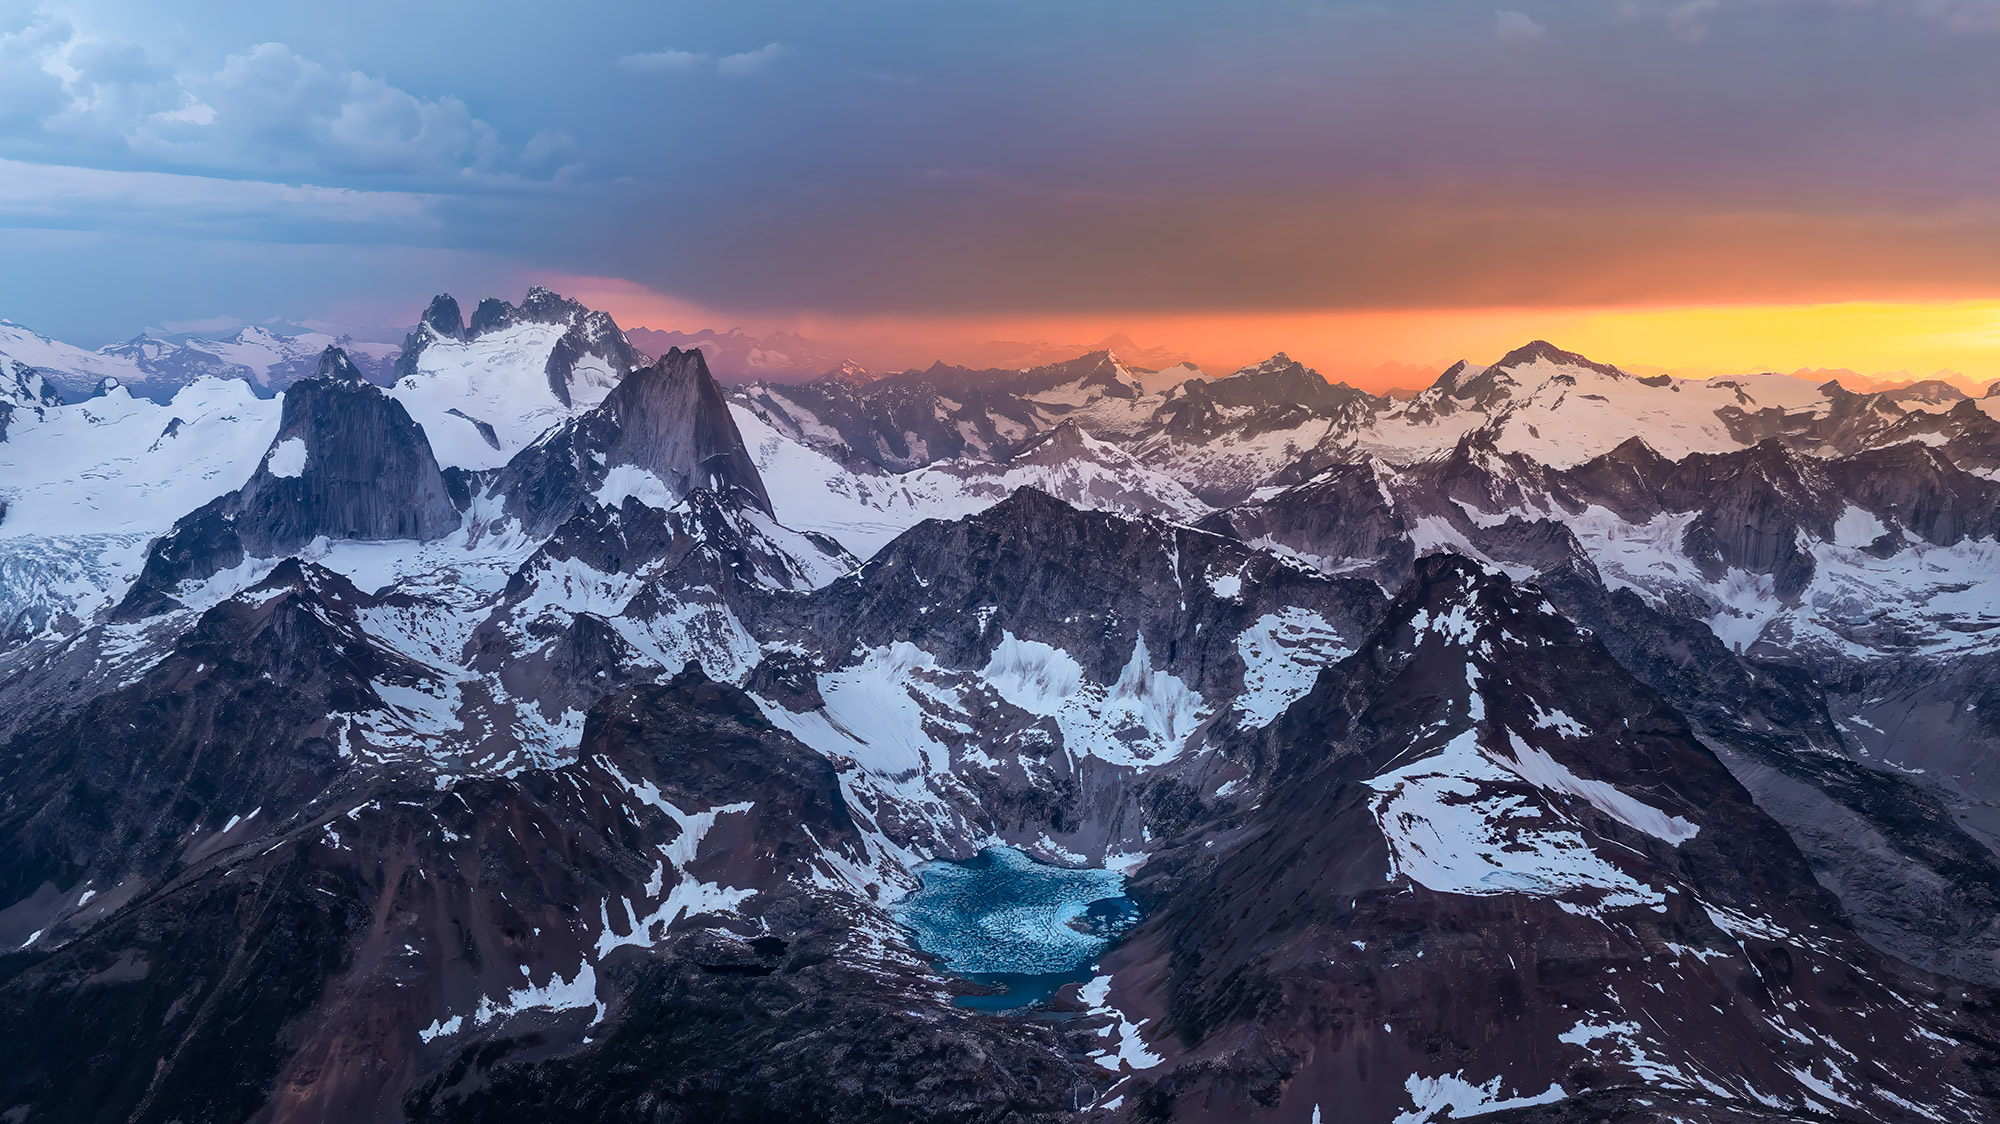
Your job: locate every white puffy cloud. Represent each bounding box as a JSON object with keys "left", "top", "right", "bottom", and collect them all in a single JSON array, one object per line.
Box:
[
  {"left": 128, "top": 42, "right": 502, "bottom": 178},
  {"left": 0, "top": 14, "right": 547, "bottom": 184}
]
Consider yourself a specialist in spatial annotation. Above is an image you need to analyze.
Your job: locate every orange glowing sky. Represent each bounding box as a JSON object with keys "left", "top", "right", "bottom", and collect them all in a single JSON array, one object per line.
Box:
[{"left": 553, "top": 275, "right": 2000, "bottom": 395}]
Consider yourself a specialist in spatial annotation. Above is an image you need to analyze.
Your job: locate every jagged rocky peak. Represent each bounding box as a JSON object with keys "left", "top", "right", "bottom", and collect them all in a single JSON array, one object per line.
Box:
[
  {"left": 418, "top": 293, "right": 465, "bottom": 340},
  {"left": 601, "top": 347, "right": 772, "bottom": 514},
  {"left": 460, "top": 286, "right": 594, "bottom": 337},
  {"left": 1489, "top": 338, "right": 1628, "bottom": 379},
  {"left": 1007, "top": 416, "right": 1112, "bottom": 463},
  {"left": 395, "top": 293, "right": 467, "bottom": 380},
  {"left": 518, "top": 284, "right": 593, "bottom": 325},
  {"left": 490, "top": 345, "right": 775, "bottom": 536},
  {"left": 234, "top": 369, "right": 460, "bottom": 550},
  {"left": 314, "top": 344, "right": 366, "bottom": 383},
  {"left": 1401, "top": 356, "right": 1514, "bottom": 419},
  {"left": 1888, "top": 378, "right": 1969, "bottom": 406},
  {"left": 394, "top": 286, "right": 647, "bottom": 399},
  {"left": 1429, "top": 358, "right": 1470, "bottom": 389},
  {"left": 116, "top": 369, "right": 460, "bottom": 616},
  {"left": 1062, "top": 348, "right": 1143, "bottom": 396},
  {"left": 466, "top": 296, "right": 514, "bottom": 336},
  {"left": 1171, "top": 351, "right": 1375, "bottom": 420}
]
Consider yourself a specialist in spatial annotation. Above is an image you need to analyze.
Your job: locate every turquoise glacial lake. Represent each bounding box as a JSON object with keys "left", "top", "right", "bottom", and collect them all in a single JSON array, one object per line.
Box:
[{"left": 893, "top": 845, "right": 1141, "bottom": 1011}]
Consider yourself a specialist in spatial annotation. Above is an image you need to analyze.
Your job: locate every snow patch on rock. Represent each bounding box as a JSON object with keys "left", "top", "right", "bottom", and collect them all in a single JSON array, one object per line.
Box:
[{"left": 264, "top": 437, "right": 307, "bottom": 478}]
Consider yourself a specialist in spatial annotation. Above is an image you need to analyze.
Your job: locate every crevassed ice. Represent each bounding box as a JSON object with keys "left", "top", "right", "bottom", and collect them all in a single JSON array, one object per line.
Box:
[
  {"left": 892, "top": 846, "right": 1128, "bottom": 975},
  {"left": 982, "top": 630, "right": 1206, "bottom": 766}
]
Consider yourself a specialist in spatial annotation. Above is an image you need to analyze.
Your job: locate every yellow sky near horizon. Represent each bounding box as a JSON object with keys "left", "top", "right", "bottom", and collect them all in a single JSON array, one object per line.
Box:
[{"left": 552, "top": 275, "right": 2000, "bottom": 395}]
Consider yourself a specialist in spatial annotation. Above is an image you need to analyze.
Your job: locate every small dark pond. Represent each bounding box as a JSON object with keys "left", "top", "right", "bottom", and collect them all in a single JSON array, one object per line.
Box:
[{"left": 893, "top": 845, "right": 1141, "bottom": 1011}]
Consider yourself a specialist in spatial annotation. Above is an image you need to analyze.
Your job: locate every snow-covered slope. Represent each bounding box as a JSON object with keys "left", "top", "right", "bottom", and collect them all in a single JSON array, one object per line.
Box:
[
  {"left": 735, "top": 404, "right": 1209, "bottom": 558},
  {"left": 0, "top": 377, "right": 280, "bottom": 537},
  {"left": 0, "top": 319, "right": 148, "bottom": 401},
  {"left": 388, "top": 288, "right": 648, "bottom": 471},
  {"left": 391, "top": 319, "right": 602, "bottom": 470}
]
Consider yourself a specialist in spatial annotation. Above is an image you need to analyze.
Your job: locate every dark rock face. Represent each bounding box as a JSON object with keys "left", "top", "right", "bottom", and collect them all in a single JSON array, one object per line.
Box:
[
  {"left": 1825, "top": 442, "right": 2000, "bottom": 546},
  {"left": 1531, "top": 555, "right": 2000, "bottom": 989},
  {"left": 736, "top": 351, "right": 1142, "bottom": 472},
  {"left": 0, "top": 363, "right": 61, "bottom": 442},
  {"left": 1672, "top": 443, "right": 1840, "bottom": 599},
  {"left": 0, "top": 560, "right": 414, "bottom": 919},
  {"left": 785, "top": 488, "right": 1384, "bottom": 699},
  {"left": 0, "top": 654, "right": 1100, "bottom": 1124},
  {"left": 492, "top": 347, "right": 773, "bottom": 536},
  {"left": 118, "top": 350, "right": 459, "bottom": 616},
  {"left": 1206, "top": 462, "right": 1415, "bottom": 588},
  {"left": 1113, "top": 556, "right": 1999, "bottom": 1123}
]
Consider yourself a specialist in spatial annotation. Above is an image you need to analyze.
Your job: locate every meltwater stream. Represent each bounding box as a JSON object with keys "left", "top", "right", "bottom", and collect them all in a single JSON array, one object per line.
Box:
[{"left": 892, "top": 846, "right": 1141, "bottom": 1011}]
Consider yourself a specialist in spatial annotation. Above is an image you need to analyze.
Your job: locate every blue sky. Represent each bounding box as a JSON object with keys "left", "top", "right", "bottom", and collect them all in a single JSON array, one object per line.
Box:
[{"left": 5, "top": 0, "right": 2000, "bottom": 360}]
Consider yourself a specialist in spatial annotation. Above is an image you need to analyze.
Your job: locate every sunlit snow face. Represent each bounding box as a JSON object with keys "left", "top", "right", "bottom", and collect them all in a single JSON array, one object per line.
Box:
[{"left": 891, "top": 846, "right": 1136, "bottom": 977}]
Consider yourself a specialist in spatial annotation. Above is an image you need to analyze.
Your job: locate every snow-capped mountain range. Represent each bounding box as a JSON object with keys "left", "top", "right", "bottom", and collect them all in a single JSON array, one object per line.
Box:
[
  {"left": 1, "top": 318, "right": 400, "bottom": 404},
  {"left": 2, "top": 289, "right": 1999, "bottom": 1123}
]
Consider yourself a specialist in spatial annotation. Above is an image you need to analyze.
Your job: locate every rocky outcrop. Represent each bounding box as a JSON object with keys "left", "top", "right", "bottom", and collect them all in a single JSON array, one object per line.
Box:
[
  {"left": 786, "top": 487, "right": 1384, "bottom": 698},
  {"left": 117, "top": 348, "right": 458, "bottom": 616},
  {"left": 1153, "top": 353, "right": 1378, "bottom": 450},
  {"left": 1207, "top": 461, "right": 1414, "bottom": 587},
  {"left": 0, "top": 362, "right": 60, "bottom": 442},
  {"left": 490, "top": 346, "right": 773, "bottom": 536},
  {"left": 394, "top": 287, "right": 646, "bottom": 392}
]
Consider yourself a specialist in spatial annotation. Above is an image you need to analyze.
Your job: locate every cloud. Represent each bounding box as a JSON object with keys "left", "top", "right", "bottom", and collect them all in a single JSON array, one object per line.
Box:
[
  {"left": 0, "top": 8, "right": 70, "bottom": 129},
  {"left": 1494, "top": 10, "right": 1550, "bottom": 43},
  {"left": 618, "top": 48, "right": 708, "bottom": 73},
  {"left": 0, "top": 156, "right": 438, "bottom": 227},
  {"left": 1, "top": 20, "right": 547, "bottom": 184},
  {"left": 716, "top": 43, "right": 791, "bottom": 76},
  {"left": 618, "top": 42, "right": 791, "bottom": 77},
  {"left": 126, "top": 42, "right": 504, "bottom": 179},
  {"left": 1621, "top": 0, "right": 2000, "bottom": 41}
]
